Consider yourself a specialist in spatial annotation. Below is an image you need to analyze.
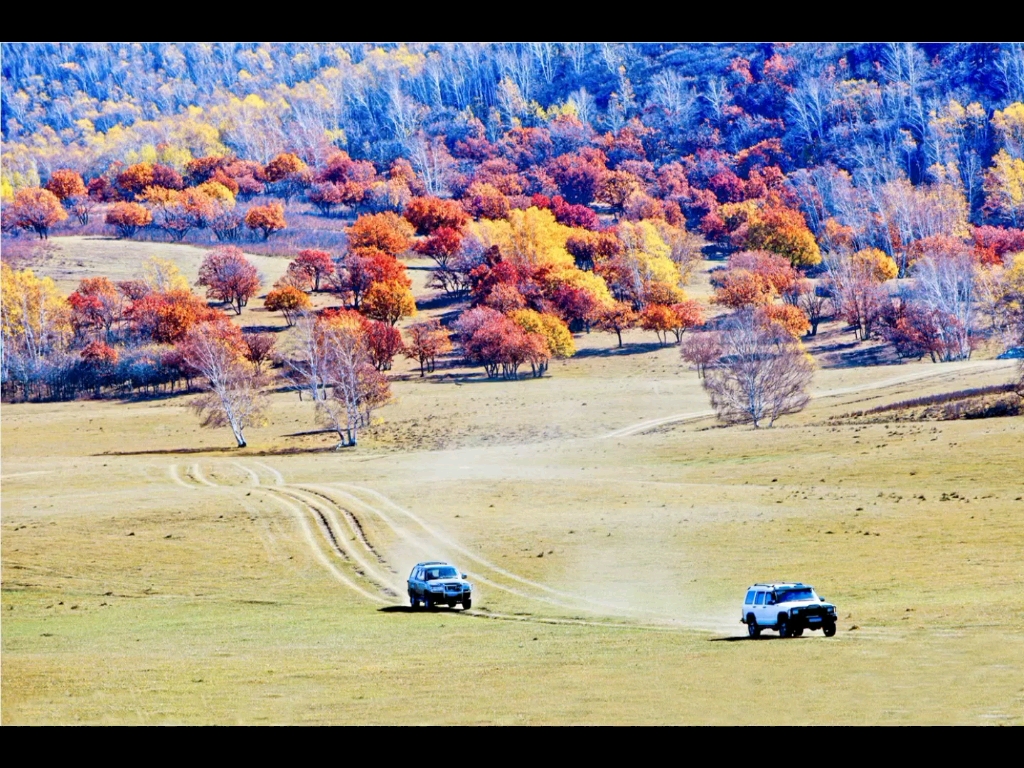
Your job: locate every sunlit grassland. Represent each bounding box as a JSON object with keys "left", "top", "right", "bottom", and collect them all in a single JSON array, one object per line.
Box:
[{"left": 2, "top": 237, "right": 1023, "bottom": 723}]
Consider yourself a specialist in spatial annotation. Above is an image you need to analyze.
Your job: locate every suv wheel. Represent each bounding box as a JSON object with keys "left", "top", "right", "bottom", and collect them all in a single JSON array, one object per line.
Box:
[
  {"left": 777, "top": 616, "right": 790, "bottom": 638},
  {"left": 423, "top": 596, "right": 433, "bottom": 611},
  {"left": 462, "top": 598, "right": 472, "bottom": 610},
  {"left": 410, "top": 593, "right": 419, "bottom": 609},
  {"left": 823, "top": 622, "right": 836, "bottom": 637},
  {"left": 747, "top": 614, "right": 760, "bottom": 638}
]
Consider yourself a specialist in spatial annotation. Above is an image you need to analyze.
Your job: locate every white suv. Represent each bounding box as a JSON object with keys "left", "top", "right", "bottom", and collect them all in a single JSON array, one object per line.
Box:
[{"left": 741, "top": 583, "right": 837, "bottom": 638}]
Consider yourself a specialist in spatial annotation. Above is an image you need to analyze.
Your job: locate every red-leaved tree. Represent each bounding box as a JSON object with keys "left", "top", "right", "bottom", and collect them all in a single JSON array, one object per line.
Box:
[{"left": 197, "top": 246, "right": 262, "bottom": 315}]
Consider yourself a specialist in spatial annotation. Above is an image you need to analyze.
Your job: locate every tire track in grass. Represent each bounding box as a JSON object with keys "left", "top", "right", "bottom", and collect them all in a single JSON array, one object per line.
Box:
[
  {"left": 220, "top": 464, "right": 723, "bottom": 630},
  {"left": 309, "top": 482, "right": 679, "bottom": 619},
  {"left": 271, "top": 486, "right": 401, "bottom": 596},
  {"left": 189, "top": 463, "right": 217, "bottom": 487},
  {"left": 173, "top": 460, "right": 399, "bottom": 604},
  {"left": 168, "top": 464, "right": 195, "bottom": 489},
  {"left": 265, "top": 491, "right": 392, "bottom": 605},
  {"left": 252, "top": 461, "right": 285, "bottom": 486},
  {"left": 231, "top": 462, "right": 261, "bottom": 487},
  {"left": 300, "top": 483, "right": 605, "bottom": 612}
]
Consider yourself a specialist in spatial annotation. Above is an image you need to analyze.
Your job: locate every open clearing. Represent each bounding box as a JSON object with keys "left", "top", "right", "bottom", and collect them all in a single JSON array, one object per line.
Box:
[{"left": 2, "top": 237, "right": 1024, "bottom": 724}]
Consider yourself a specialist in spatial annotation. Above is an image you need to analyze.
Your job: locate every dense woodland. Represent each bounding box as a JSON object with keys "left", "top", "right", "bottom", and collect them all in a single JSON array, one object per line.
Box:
[{"left": 3, "top": 43, "right": 1024, "bottom": 443}]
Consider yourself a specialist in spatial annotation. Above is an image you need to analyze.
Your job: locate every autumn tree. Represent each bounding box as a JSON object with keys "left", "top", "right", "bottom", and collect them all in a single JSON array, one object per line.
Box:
[
  {"left": 365, "top": 320, "right": 405, "bottom": 371},
  {"left": 264, "top": 152, "right": 307, "bottom": 182},
  {"left": 245, "top": 203, "right": 287, "bottom": 240},
  {"left": 347, "top": 212, "right": 415, "bottom": 256},
  {"left": 1, "top": 265, "right": 72, "bottom": 400},
  {"left": 826, "top": 252, "right": 890, "bottom": 340},
  {"left": 68, "top": 277, "right": 124, "bottom": 342},
  {"left": 178, "top": 321, "right": 266, "bottom": 448},
  {"left": 640, "top": 304, "right": 678, "bottom": 345},
  {"left": 288, "top": 249, "right": 335, "bottom": 292},
  {"left": 983, "top": 149, "right": 1024, "bottom": 227},
  {"left": 414, "top": 226, "right": 464, "bottom": 270},
  {"left": 196, "top": 247, "right": 262, "bottom": 314},
  {"left": 404, "top": 196, "right": 468, "bottom": 234},
  {"left": 305, "top": 183, "right": 339, "bottom": 216},
  {"left": 264, "top": 285, "right": 311, "bottom": 326},
  {"left": 758, "top": 304, "right": 811, "bottom": 338},
  {"left": 125, "top": 289, "right": 220, "bottom": 344},
  {"left": 106, "top": 202, "right": 152, "bottom": 238},
  {"left": 331, "top": 248, "right": 410, "bottom": 309},
  {"left": 242, "top": 331, "right": 276, "bottom": 374},
  {"left": 735, "top": 198, "right": 822, "bottom": 267},
  {"left": 791, "top": 279, "right": 832, "bottom": 336},
  {"left": 511, "top": 309, "right": 575, "bottom": 374},
  {"left": 549, "top": 149, "right": 607, "bottom": 205},
  {"left": 680, "top": 332, "right": 722, "bottom": 378},
  {"left": 314, "top": 312, "right": 392, "bottom": 448},
  {"left": 44, "top": 169, "right": 87, "bottom": 202},
  {"left": 405, "top": 319, "right": 452, "bottom": 376},
  {"left": 667, "top": 300, "right": 705, "bottom": 342},
  {"left": 116, "top": 163, "right": 156, "bottom": 199},
  {"left": 12, "top": 188, "right": 68, "bottom": 238},
  {"left": 362, "top": 280, "right": 417, "bottom": 326},
  {"left": 455, "top": 306, "right": 546, "bottom": 379},
  {"left": 712, "top": 269, "right": 776, "bottom": 308},
  {"left": 702, "top": 311, "right": 814, "bottom": 428},
  {"left": 913, "top": 247, "right": 979, "bottom": 361},
  {"left": 594, "top": 301, "right": 639, "bottom": 348}
]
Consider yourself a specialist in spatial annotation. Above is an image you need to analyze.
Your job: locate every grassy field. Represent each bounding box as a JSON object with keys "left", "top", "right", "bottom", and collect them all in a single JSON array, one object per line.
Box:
[{"left": 2, "top": 236, "right": 1023, "bottom": 724}]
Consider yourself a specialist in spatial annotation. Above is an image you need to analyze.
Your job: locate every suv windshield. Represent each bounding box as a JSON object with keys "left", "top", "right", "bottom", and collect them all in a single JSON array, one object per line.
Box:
[
  {"left": 424, "top": 566, "right": 458, "bottom": 580},
  {"left": 776, "top": 587, "right": 816, "bottom": 603}
]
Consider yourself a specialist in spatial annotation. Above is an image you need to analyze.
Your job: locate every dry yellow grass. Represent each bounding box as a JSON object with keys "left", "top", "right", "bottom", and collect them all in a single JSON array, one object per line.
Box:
[{"left": 2, "top": 237, "right": 1023, "bottom": 724}]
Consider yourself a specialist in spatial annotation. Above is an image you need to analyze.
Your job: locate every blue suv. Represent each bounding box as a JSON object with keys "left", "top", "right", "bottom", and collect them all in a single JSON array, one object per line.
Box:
[{"left": 408, "top": 561, "right": 473, "bottom": 610}]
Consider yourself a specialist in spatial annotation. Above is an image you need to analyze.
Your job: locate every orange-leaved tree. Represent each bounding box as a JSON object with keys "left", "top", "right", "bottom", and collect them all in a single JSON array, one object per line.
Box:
[
  {"left": 594, "top": 301, "right": 639, "bottom": 348},
  {"left": 361, "top": 280, "right": 416, "bottom": 326},
  {"left": 44, "top": 169, "right": 87, "bottom": 202},
  {"left": 106, "top": 202, "right": 152, "bottom": 238},
  {"left": 264, "top": 285, "right": 311, "bottom": 326},
  {"left": 245, "top": 203, "right": 286, "bottom": 240},
  {"left": 12, "top": 188, "right": 68, "bottom": 239},
  {"left": 404, "top": 196, "right": 468, "bottom": 234},
  {"left": 347, "top": 212, "right": 414, "bottom": 256},
  {"left": 68, "top": 276, "right": 124, "bottom": 342}
]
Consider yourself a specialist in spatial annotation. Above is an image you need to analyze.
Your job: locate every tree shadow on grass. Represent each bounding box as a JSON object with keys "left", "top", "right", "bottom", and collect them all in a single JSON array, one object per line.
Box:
[
  {"left": 574, "top": 341, "right": 667, "bottom": 358},
  {"left": 241, "top": 324, "right": 289, "bottom": 334},
  {"left": 415, "top": 292, "right": 469, "bottom": 312},
  {"left": 95, "top": 445, "right": 347, "bottom": 457}
]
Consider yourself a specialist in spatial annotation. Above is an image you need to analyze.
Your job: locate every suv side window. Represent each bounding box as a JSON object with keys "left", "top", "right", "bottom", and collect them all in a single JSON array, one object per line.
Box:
[
  {"left": 766, "top": 592, "right": 776, "bottom": 605},
  {"left": 755, "top": 592, "right": 766, "bottom": 606},
  {"left": 745, "top": 590, "right": 756, "bottom": 604}
]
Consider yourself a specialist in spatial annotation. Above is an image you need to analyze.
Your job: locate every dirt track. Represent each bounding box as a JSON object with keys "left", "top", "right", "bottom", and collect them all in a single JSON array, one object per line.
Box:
[
  {"left": 167, "top": 459, "right": 733, "bottom": 632},
  {"left": 601, "top": 359, "right": 1012, "bottom": 439},
  {"left": 157, "top": 358, "right": 1015, "bottom": 636}
]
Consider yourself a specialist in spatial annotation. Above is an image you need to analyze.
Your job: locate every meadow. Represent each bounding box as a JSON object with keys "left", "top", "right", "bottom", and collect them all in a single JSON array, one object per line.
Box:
[{"left": 3, "top": 236, "right": 1022, "bottom": 724}]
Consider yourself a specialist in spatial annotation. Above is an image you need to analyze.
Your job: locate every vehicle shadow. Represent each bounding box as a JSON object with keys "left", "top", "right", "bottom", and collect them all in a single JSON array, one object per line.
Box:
[
  {"left": 708, "top": 635, "right": 804, "bottom": 642},
  {"left": 378, "top": 605, "right": 468, "bottom": 614}
]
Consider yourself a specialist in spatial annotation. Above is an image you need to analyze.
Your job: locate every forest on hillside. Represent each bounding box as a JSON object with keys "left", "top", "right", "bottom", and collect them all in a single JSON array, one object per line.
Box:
[{"left": 3, "top": 43, "right": 1023, "bottom": 439}]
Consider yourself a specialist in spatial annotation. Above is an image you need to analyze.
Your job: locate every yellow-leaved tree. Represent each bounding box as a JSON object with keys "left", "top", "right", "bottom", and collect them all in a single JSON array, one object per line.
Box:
[
  {"left": 1, "top": 263, "right": 72, "bottom": 362},
  {"left": 469, "top": 207, "right": 575, "bottom": 271},
  {"left": 984, "top": 149, "right": 1024, "bottom": 227}
]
